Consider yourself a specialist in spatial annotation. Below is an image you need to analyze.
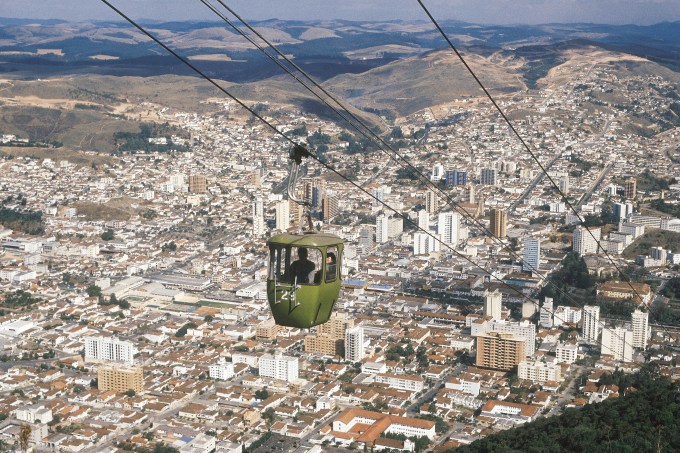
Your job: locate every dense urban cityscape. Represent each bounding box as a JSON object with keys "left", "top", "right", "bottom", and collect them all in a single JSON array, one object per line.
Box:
[{"left": 0, "top": 9, "right": 679, "bottom": 453}]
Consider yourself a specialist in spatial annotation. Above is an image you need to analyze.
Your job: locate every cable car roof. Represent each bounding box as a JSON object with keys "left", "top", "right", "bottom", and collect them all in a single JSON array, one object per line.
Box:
[{"left": 268, "top": 233, "right": 342, "bottom": 247}]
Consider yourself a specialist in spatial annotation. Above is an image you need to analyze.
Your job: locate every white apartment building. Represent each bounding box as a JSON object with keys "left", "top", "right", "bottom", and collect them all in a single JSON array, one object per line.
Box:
[
  {"left": 553, "top": 305, "right": 582, "bottom": 327},
  {"left": 208, "top": 362, "right": 235, "bottom": 380},
  {"left": 417, "top": 210, "right": 429, "bottom": 230},
  {"left": 345, "top": 326, "right": 365, "bottom": 363},
  {"left": 573, "top": 226, "right": 601, "bottom": 255},
  {"left": 518, "top": 359, "right": 562, "bottom": 383},
  {"left": 438, "top": 212, "right": 460, "bottom": 245},
  {"left": 522, "top": 238, "right": 540, "bottom": 272},
  {"left": 539, "top": 297, "right": 553, "bottom": 328},
  {"left": 413, "top": 231, "right": 440, "bottom": 255},
  {"left": 445, "top": 377, "right": 481, "bottom": 396},
  {"left": 374, "top": 373, "right": 424, "bottom": 392},
  {"left": 631, "top": 309, "right": 650, "bottom": 350},
  {"left": 601, "top": 326, "right": 634, "bottom": 362},
  {"left": 484, "top": 290, "right": 502, "bottom": 321},
  {"left": 252, "top": 198, "right": 265, "bottom": 237},
  {"left": 582, "top": 305, "right": 601, "bottom": 344},
  {"left": 84, "top": 336, "right": 137, "bottom": 365},
  {"left": 555, "top": 342, "right": 578, "bottom": 364},
  {"left": 376, "top": 214, "right": 403, "bottom": 244},
  {"left": 259, "top": 352, "right": 299, "bottom": 382},
  {"left": 275, "top": 199, "right": 290, "bottom": 231}
]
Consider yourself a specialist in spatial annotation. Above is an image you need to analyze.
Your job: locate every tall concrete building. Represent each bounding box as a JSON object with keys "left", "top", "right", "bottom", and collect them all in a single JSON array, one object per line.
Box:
[
  {"left": 601, "top": 326, "right": 634, "bottom": 362},
  {"left": 522, "top": 238, "right": 540, "bottom": 272},
  {"left": 305, "top": 312, "right": 353, "bottom": 356},
  {"left": 582, "top": 305, "right": 601, "bottom": 344},
  {"left": 472, "top": 319, "right": 536, "bottom": 357},
  {"left": 431, "top": 163, "right": 444, "bottom": 181},
  {"left": 438, "top": 212, "right": 460, "bottom": 245},
  {"left": 476, "top": 332, "right": 526, "bottom": 371},
  {"left": 425, "top": 189, "right": 439, "bottom": 214},
  {"left": 480, "top": 167, "right": 497, "bottom": 185},
  {"left": 553, "top": 305, "right": 582, "bottom": 327},
  {"left": 252, "top": 198, "right": 265, "bottom": 237},
  {"left": 539, "top": 297, "right": 553, "bottom": 329},
  {"left": 613, "top": 202, "right": 634, "bottom": 221},
  {"left": 631, "top": 309, "right": 649, "bottom": 350},
  {"left": 275, "top": 200, "right": 290, "bottom": 231},
  {"left": 413, "top": 231, "right": 440, "bottom": 255},
  {"left": 259, "top": 352, "right": 299, "bottom": 382},
  {"left": 484, "top": 290, "right": 502, "bottom": 321},
  {"left": 490, "top": 208, "right": 507, "bottom": 238},
  {"left": 345, "top": 326, "right": 365, "bottom": 363},
  {"left": 376, "top": 215, "right": 403, "bottom": 244},
  {"left": 188, "top": 174, "right": 207, "bottom": 194},
  {"left": 624, "top": 177, "right": 637, "bottom": 200},
  {"left": 322, "top": 192, "right": 338, "bottom": 221},
  {"left": 85, "top": 336, "right": 137, "bottom": 365},
  {"left": 371, "top": 187, "right": 384, "bottom": 208},
  {"left": 464, "top": 185, "right": 475, "bottom": 204},
  {"left": 376, "top": 214, "right": 389, "bottom": 244},
  {"left": 573, "top": 226, "right": 601, "bottom": 256},
  {"left": 98, "top": 365, "right": 143, "bottom": 393},
  {"left": 445, "top": 169, "right": 467, "bottom": 187},
  {"left": 559, "top": 175, "right": 570, "bottom": 194},
  {"left": 417, "top": 210, "right": 429, "bottom": 230},
  {"left": 358, "top": 225, "right": 375, "bottom": 254}
]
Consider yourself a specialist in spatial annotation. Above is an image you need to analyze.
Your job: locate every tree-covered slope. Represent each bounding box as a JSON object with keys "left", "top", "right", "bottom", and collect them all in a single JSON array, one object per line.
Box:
[{"left": 450, "top": 367, "right": 680, "bottom": 453}]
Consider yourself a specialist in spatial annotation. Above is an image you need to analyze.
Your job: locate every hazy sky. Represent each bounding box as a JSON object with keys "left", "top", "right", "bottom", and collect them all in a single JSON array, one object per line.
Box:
[{"left": 1, "top": 0, "right": 679, "bottom": 25}]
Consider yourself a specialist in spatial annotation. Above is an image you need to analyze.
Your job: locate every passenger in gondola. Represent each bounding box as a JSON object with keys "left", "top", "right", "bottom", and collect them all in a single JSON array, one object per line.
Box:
[{"left": 290, "top": 247, "right": 315, "bottom": 284}]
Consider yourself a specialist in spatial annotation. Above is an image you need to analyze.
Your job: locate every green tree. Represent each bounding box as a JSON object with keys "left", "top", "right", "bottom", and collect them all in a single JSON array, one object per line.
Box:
[
  {"left": 86, "top": 285, "right": 102, "bottom": 298},
  {"left": 101, "top": 229, "right": 114, "bottom": 241}
]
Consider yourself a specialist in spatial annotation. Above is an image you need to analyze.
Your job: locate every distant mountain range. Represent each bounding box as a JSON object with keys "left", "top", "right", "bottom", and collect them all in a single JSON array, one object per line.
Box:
[{"left": 0, "top": 18, "right": 678, "bottom": 83}]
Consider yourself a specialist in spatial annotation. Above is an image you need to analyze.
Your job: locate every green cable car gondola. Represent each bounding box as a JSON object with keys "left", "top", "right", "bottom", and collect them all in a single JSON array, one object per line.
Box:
[
  {"left": 267, "top": 233, "right": 343, "bottom": 328},
  {"left": 266, "top": 145, "right": 344, "bottom": 328}
]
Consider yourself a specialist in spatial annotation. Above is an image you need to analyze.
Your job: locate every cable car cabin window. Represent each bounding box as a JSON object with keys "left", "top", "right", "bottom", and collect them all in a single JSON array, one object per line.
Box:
[
  {"left": 325, "top": 246, "right": 338, "bottom": 283},
  {"left": 270, "top": 246, "right": 322, "bottom": 285}
]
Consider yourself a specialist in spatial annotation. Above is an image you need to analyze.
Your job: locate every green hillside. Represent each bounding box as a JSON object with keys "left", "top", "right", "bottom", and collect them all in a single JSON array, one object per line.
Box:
[{"left": 448, "top": 367, "right": 680, "bottom": 453}]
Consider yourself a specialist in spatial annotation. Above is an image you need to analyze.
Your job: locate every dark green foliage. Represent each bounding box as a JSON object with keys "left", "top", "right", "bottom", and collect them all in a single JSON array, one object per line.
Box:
[
  {"left": 112, "top": 122, "right": 188, "bottom": 154},
  {"left": 174, "top": 322, "right": 198, "bottom": 338},
  {"left": 289, "top": 124, "right": 307, "bottom": 136},
  {"left": 650, "top": 199, "right": 680, "bottom": 217},
  {"left": 0, "top": 208, "right": 44, "bottom": 235},
  {"left": 86, "top": 285, "right": 102, "bottom": 298},
  {"left": 1, "top": 290, "right": 40, "bottom": 308},
  {"left": 254, "top": 389, "right": 269, "bottom": 400},
  {"left": 396, "top": 167, "right": 418, "bottom": 180},
  {"left": 161, "top": 241, "right": 177, "bottom": 252},
  {"left": 661, "top": 276, "right": 680, "bottom": 299},
  {"left": 246, "top": 432, "right": 272, "bottom": 452},
  {"left": 449, "top": 369, "right": 680, "bottom": 453},
  {"left": 597, "top": 299, "right": 636, "bottom": 319},
  {"left": 569, "top": 155, "right": 594, "bottom": 172},
  {"left": 540, "top": 252, "right": 595, "bottom": 306},
  {"left": 636, "top": 170, "right": 676, "bottom": 192},
  {"left": 390, "top": 126, "right": 404, "bottom": 139},
  {"left": 307, "top": 129, "right": 331, "bottom": 146},
  {"left": 100, "top": 229, "right": 114, "bottom": 241}
]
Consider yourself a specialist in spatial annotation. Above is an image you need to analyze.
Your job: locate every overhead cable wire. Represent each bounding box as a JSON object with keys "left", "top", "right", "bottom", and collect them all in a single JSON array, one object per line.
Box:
[
  {"left": 97, "top": 0, "right": 634, "bottom": 356},
  {"left": 198, "top": 0, "right": 639, "bottom": 349},
  {"left": 415, "top": 0, "right": 654, "bottom": 310},
  {"left": 199, "top": 0, "right": 403, "bottom": 184}
]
